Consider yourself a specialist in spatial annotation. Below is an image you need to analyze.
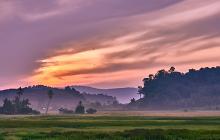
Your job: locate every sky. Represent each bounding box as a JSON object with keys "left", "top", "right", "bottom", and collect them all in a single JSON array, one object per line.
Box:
[{"left": 0, "top": 0, "right": 220, "bottom": 89}]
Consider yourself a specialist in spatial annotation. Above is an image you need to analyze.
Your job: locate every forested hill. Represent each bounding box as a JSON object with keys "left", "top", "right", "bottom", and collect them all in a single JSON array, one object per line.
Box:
[
  {"left": 72, "top": 86, "right": 138, "bottom": 103},
  {"left": 0, "top": 85, "right": 117, "bottom": 112},
  {"left": 136, "top": 66, "right": 220, "bottom": 109}
]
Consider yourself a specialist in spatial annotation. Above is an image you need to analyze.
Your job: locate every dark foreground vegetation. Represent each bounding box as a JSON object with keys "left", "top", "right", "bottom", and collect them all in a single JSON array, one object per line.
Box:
[
  {"left": 135, "top": 66, "right": 220, "bottom": 109},
  {"left": 20, "top": 129, "right": 220, "bottom": 140},
  {"left": 0, "top": 115, "right": 219, "bottom": 140},
  {"left": 0, "top": 87, "right": 40, "bottom": 115},
  {"left": 59, "top": 101, "right": 97, "bottom": 114}
]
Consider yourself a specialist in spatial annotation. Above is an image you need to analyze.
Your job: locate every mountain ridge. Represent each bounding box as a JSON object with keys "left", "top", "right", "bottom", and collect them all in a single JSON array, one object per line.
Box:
[{"left": 71, "top": 86, "right": 138, "bottom": 103}]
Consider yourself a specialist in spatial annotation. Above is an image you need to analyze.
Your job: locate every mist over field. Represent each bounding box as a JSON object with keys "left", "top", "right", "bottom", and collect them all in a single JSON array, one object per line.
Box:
[{"left": 1, "top": 0, "right": 220, "bottom": 139}]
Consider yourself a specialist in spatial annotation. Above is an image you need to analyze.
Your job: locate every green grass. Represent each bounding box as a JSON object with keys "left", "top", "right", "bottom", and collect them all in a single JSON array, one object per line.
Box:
[{"left": 0, "top": 115, "right": 220, "bottom": 140}]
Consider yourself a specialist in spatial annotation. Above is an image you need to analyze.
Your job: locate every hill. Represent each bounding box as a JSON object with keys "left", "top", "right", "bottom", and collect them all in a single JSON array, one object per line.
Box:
[
  {"left": 72, "top": 86, "right": 138, "bottom": 103},
  {"left": 0, "top": 85, "right": 117, "bottom": 113},
  {"left": 134, "top": 66, "right": 220, "bottom": 110}
]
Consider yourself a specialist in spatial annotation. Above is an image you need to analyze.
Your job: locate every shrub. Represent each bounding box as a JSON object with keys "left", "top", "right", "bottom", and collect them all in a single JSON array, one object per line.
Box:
[
  {"left": 59, "top": 108, "right": 74, "bottom": 114},
  {"left": 75, "top": 101, "right": 85, "bottom": 114},
  {"left": 86, "top": 108, "right": 97, "bottom": 114}
]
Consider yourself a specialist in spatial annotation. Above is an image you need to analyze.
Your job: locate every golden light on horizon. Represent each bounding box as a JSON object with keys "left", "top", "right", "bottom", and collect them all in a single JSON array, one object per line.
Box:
[
  {"left": 27, "top": 29, "right": 220, "bottom": 88},
  {"left": 28, "top": 33, "right": 149, "bottom": 87}
]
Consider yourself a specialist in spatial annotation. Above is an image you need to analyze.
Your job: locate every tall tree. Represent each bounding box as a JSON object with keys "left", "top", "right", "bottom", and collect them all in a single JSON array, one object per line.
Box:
[
  {"left": 169, "top": 66, "right": 175, "bottom": 73},
  {"left": 130, "top": 98, "right": 136, "bottom": 104},
  {"left": 2, "top": 98, "right": 14, "bottom": 114},
  {"left": 45, "top": 89, "right": 54, "bottom": 115},
  {"left": 149, "top": 74, "right": 154, "bottom": 80},
  {"left": 138, "top": 86, "right": 144, "bottom": 99},
  {"left": 15, "top": 87, "right": 23, "bottom": 113},
  {"left": 17, "top": 87, "right": 23, "bottom": 101},
  {"left": 75, "top": 101, "right": 85, "bottom": 114}
]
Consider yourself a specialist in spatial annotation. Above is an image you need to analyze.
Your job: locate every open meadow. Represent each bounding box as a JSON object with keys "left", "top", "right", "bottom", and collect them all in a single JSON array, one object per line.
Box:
[{"left": 0, "top": 111, "right": 220, "bottom": 140}]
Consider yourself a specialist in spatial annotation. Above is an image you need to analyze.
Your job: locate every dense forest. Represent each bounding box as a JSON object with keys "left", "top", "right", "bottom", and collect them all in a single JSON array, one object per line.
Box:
[{"left": 135, "top": 66, "right": 220, "bottom": 110}]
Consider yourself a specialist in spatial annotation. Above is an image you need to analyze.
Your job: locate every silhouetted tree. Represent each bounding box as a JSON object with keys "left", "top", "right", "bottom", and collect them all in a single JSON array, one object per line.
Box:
[
  {"left": 149, "top": 74, "right": 154, "bottom": 80},
  {"left": 155, "top": 69, "right": 167, "bottom": 79},
  {"left": 189, "top": 69, "right": 196, "bottom": 73},
  {"left": 65, "top": 86, "right": 72, "bottom": 92},
  {"left": 138, "top": 66, "right": 220, "bottom": 109},
  {"left": 169, "top": 66, "right": 175, "bottom": 73},
  {"left": 1, "top": 98, "right": 14, "bottom": 114},
  {"left": 13, "top": 96, "right": 20, "bottom": 113},
  {"left": 17, "top": 87, "right": 23, "bottom": 101},
  {"left": 0, "top": 97, "right": 39, "bottom": 115},
  {"left": 59, "top": 108, "right": 74, "bottom": 114},
  {"left": 138, "top": 86, "right": 144, "bottom": 99},
  {"left": 45, "top": 89, "right": 54, "bottom": 115},
  {"left": 86, "top": 108, "right": 97, "bottom": 114},
  {"left": 130, "top": 98, "right": 136, "bottom": 104},
  {"left": 75, "top": 101, "right": 85, "bottom": 114}
]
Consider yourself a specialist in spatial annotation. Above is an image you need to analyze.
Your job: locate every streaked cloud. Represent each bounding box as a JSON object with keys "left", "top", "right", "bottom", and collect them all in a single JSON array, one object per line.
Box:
[{"left": 1, "top": 0, "right": 220, "bottom": 89}]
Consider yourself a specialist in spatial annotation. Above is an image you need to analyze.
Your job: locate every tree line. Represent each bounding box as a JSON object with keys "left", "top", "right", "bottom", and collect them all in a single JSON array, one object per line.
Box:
[
  {"left": 135, "top": 66, "right": 220, "bottom": 109},
  {"left": 0, "top": 87, "right": 97, "bottom": 115},
  {"left": 0, "top": 87, "right": 40, "bottom": 114}
]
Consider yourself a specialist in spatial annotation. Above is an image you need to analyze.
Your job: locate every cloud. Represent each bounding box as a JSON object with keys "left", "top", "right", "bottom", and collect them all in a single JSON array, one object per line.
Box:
[
  {"left": 1, "top": 0, "right": 220, "bottom": 88},
  {"left": 149, "top": 0, "right": 220, "bottom": 26},
  {"left": 20, "top": 0, "right": 91, "bottom": 21},
  {"left": 0, "top": 1, "right": 15, "bottom": 22},
  {"left": 52, "top": 55, "right": 163, "bottom": 78}
]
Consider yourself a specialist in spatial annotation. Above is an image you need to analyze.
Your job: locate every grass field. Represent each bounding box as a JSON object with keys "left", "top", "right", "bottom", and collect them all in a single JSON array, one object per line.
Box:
[{"left": 0, "top": 111, "right": 220, "bottom": 140}]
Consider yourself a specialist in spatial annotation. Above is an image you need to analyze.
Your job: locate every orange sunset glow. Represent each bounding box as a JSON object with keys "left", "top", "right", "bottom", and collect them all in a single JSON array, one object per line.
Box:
[
  {"left": 1, "top": 1, "right": 220, "bottom": 139},
  {"left": 1, "top": 0, "right": 220, "bottom": 89}
]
